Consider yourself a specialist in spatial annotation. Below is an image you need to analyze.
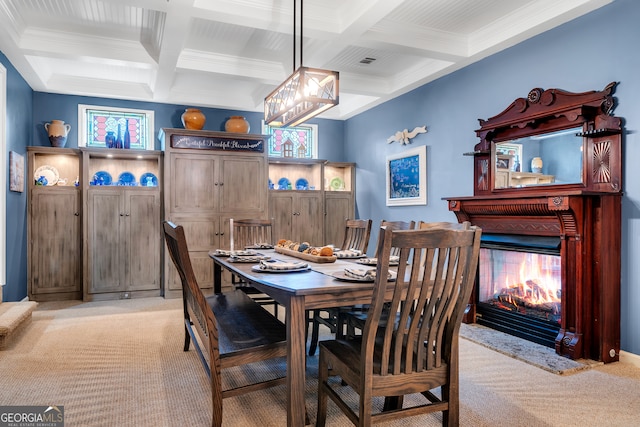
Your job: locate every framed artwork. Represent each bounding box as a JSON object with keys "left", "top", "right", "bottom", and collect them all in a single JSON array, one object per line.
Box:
[
  {"left": 495, "top": 154, "right": 514, "bottom": 170},
  {"left": 386, "top": 145, "right": 427, "bottom": 206},
  {"left": 9, "top": 151, "right": 24, "bottom": 193}
]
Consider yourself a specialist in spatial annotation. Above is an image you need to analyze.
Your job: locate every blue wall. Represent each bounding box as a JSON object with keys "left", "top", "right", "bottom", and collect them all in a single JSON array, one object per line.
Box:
[
  {"left": 345, "top": 0, "right": 640, "bottom": 356},
  {"left": 2, "top": 51, "right": 33, "bottom": 303}
]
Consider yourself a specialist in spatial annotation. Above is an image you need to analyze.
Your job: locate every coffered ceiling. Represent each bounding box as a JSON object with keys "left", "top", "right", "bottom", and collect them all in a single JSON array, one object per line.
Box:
[{"left": 0, "top": 0, "right": 612, "bottom": 121}]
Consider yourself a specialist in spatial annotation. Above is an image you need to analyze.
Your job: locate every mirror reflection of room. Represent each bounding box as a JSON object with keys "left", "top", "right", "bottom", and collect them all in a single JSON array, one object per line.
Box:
[{"left": 494, "top": 126, "right": 583, "bottom": 189}]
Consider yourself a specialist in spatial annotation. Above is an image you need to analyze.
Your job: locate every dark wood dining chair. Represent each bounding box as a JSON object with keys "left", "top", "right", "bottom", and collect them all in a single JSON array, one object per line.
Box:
[
  {"left": 230, "top": 218, "right": 280, "bottom": 316},
  {"left": 338, "top": 219, "right": 416, "bottom": 340},
  {"left": 316, "top": 222, "right": 482, "bottom": 426},
  {"left": 163, "top": 221, "right": 287, "bottom": 427},
  {"left": 308, "top": 218, "right": 372, "bottom": 356}
]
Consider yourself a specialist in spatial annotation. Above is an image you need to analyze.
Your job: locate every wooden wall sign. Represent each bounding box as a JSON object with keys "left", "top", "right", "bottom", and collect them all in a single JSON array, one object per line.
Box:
[{"left": 170, "top": 132, "right": 264, "bottom": 152}]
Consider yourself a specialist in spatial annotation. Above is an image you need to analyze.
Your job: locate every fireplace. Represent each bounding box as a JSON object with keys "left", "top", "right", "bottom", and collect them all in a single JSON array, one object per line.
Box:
[
  {"left": 477, "top": 235, "right": 562, "bottom": 347},
  {"left": 446, "top": 83, "right": 623, "bottom": 363}
]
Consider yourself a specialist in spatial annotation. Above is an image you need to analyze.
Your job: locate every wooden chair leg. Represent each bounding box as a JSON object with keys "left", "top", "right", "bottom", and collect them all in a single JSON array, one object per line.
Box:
[
  {"left": 308, "top": 310, "right": 321, "bottom": 356},
  {"left": 183, "top": 322, "right": 191, "bottom": 351}
]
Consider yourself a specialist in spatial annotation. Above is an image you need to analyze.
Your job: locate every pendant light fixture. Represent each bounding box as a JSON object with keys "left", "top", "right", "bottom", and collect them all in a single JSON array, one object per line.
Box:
[{"left": 264, "top": 0, "right": 339, "bottom": 127}]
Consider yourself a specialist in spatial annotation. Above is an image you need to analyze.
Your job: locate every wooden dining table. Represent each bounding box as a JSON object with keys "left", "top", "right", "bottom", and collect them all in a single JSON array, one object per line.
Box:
[{"left": 210, "top": 250, "right": 382, "bottom": 427}]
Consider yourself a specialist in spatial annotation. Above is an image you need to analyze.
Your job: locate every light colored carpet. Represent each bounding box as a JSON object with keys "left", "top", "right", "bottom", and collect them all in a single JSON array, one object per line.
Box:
[{"left": 1, "top": 298, "right": 639, "bottom": 426}]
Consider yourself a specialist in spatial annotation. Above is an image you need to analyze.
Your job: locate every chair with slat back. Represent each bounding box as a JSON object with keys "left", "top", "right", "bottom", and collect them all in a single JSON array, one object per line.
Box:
[
  {"left": 230, "top": 219, "right": 280, "bottom": 316},
  {"left": 307, "top": 218, "right": 373, "bottom": 356},
  {"left": 316, "top": 222, "right": 482, "bottom": 427},
  {"left": 163, "top": 221, "right": 287, "bottom": 427},
  {"left": 339, "top": 219, "right": 417, "bottom": 340}
]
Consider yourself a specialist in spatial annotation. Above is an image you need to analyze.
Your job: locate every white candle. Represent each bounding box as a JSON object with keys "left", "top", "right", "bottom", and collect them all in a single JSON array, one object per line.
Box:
[{"left": 229, "top": 218, "right": 234, "bottom": 252}]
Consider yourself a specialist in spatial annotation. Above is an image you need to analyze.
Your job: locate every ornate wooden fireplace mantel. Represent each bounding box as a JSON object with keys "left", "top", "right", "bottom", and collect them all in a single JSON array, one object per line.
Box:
[{"left": 446, "top": 83, "right": 622, "bottom": 363}]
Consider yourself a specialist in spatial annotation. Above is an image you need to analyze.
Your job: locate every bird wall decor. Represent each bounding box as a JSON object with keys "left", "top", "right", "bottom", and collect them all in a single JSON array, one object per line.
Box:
[{"left": 386, "top": 125, "right": 427, "bottom": 145}]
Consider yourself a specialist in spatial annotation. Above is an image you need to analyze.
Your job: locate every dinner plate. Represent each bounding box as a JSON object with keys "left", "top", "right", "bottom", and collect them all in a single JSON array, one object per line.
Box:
[
  {"left": 92, "top": 170, "right": 112, "bottom": 186},
  {"left": 330, "top": 271, "right": 396, "bottom": 282},
  {"left": 34, "top": 165, "right": 59, "bottom": 186},
  {"left": 295, "top": 178, "right": 309, "bottom": 190},
  {"left": 278, "top": 177, "right": 291, "bottom": 190},
  {"left": 330, "top": 176, "right": 344, "bottom": 190},
  {"left": 251, "top": 265, "right": 311, "bottom": 274},
  {"left": 118, "top": 171, "right": 136, "bottom": 186},
  {"left": 140, "top": 172, "right": 158, "bottom": 187}
]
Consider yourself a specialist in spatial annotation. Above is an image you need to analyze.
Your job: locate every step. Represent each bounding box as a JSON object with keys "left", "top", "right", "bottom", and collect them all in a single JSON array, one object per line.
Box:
[{"left": 0, "top": 301, "right": 38, "bottom": 350}]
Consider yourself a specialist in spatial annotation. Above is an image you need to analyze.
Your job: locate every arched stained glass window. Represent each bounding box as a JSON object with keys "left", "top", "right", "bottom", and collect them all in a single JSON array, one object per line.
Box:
[
  {"left": 78, "top": 104, "right": 155, "bottom": 150},
  {"left": 263, "top": 122, "right": 318, "bottom": 158}
]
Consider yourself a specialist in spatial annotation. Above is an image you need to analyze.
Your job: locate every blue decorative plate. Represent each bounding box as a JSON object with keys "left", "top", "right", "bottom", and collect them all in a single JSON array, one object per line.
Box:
[
  {"left": 295, "top": 178, "right": 309, "bottom": 190},
  {"left": 118, "top": 171, "right": 136, "bottom": 186},
  {"left": 92, "top": 170, "right": 112, "bottom": 186},
  {"left": 140, "top": 172, "right": 158, "bottom": 187},
  {"left": 278, "top": 177, "right": 291, "bottom": 190}
]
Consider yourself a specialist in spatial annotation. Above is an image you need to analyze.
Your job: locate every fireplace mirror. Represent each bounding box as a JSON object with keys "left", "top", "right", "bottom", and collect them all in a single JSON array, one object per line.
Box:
[{"left": 493, "top": 126, "right": 583, "bottom": 189}]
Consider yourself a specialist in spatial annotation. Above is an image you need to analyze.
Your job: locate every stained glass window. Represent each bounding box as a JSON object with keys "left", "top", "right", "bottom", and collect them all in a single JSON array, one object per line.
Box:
[
  {"left": 78, "top": 104, "right": 154, "bottom": 150},
  {"left": 262, "top": 122, "right": 318, "bottom": 158}
]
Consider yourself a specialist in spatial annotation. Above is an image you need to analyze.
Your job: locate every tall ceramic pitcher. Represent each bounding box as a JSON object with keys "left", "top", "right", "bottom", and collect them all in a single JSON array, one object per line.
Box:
[{"left": 45, "top": 120, "right": 71, "bottom": 147}]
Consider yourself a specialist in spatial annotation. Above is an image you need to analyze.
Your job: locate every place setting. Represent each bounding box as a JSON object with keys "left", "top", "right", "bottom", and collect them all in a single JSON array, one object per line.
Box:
[
  {"left": 331, "top": 266, "right": 396, "bottom": 282},
  {"left": 211, "top": 249, "right": 270, "bottom": 262},
  {"left": 355, "top": 255, "right": 400, "bottom": 266},
  {"left": 334, "top": 248, "right": 366, "bottom": 259},
  {"left": 252, "top": 259, "right": 310, "bottom": 273}
]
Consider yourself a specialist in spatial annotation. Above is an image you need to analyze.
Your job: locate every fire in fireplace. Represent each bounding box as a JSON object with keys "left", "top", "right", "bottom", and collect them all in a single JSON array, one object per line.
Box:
[{"left": 476, "top": 235, "right": 562, "bottom": 348}]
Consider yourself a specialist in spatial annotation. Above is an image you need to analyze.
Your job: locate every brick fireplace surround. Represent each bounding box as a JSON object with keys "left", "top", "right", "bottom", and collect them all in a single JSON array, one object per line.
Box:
[{"left": 446, "top": 83, "right": 622, "bottom": 363}]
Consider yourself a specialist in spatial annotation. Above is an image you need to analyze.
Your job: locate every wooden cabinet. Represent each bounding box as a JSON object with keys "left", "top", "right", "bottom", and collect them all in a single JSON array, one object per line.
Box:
[
  {"left": 82, "top": 149, "right": 163, "bottom": 301},
  {"left": 27, "top": 147, "right": 82, "bottom": 301},
  {"left": 268, "top": 159, "right": 355, "bottom": 246},
  {"left": 161, "top": 128, "right": 269, "bottom": 297}
]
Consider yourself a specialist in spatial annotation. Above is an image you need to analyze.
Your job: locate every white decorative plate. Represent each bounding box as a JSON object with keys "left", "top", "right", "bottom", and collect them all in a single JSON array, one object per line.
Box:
[{"left": 34, "top": 165, "right": 59, "bottom": 186}]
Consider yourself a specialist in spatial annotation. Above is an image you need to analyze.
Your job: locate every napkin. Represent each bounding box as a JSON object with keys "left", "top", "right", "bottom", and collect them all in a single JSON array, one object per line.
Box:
[
  {"left": 214, "top": 249, "right": 231, "bottom": 256},
  {"left": 335, "top": 249, "right": 363, "bottom": 258},
  {"left": 358, "top": 256, "right": 400, "bottom": 265},
  {"left": 344, "top": 267, "right": 377, "bottom": 280},
  {"left": 258, "top": 260, "right": 308, "bottom": 271},
  {"left": 344, "top": 267, "right": 395, "bottom": 281}
]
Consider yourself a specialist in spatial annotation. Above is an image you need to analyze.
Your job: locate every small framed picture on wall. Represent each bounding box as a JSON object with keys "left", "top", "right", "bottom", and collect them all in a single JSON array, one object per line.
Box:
[{"left": 9, "top": 151, "right": 24, "bottom": 193}]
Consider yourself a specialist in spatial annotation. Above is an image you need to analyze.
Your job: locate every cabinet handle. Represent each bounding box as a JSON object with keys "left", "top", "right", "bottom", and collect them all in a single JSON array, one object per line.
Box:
[
  {"left": 74, "top": 212, "right": 80, "bottom": 216},
  {"left": 219, "top": 182, "right": 223, "bottom": 186},
  {"left": 220, "top": 232, "right": 224, "bottom": 235},
  {"left": 126, "top": 213, "right": 130, "bottom": 216},
  {"left": 120, "top": 213, "right": 124, "bottom": 216},
  {"left": 214, "top": 182, "right": 218, "bottom": 186}
]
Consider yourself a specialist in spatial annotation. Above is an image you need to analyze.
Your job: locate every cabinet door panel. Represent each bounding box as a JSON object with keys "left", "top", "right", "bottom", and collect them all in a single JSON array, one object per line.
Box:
[
  {"left": 31, "top": 191, "right": 81, "bottom": 294},
  {"left": 324, "top": 194, "right": 352, "bottom": 247},
  {"left": 297, "top": 193, "right": 324, "bottom": 244},
  {"left": 219, "top": 157, "right": 265, "bottom": 212},
  {"left": 171, "top": 155, "right": 217, "bottom": 212},
  {"left": 127, "top": 192, "right": 161, "bottom": 291},
  {"left": 88, "top": 190, "right": 122, "bottom": 293},
  {"left": 270, "top": 193, "right": 295, "bottom": 241}
]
